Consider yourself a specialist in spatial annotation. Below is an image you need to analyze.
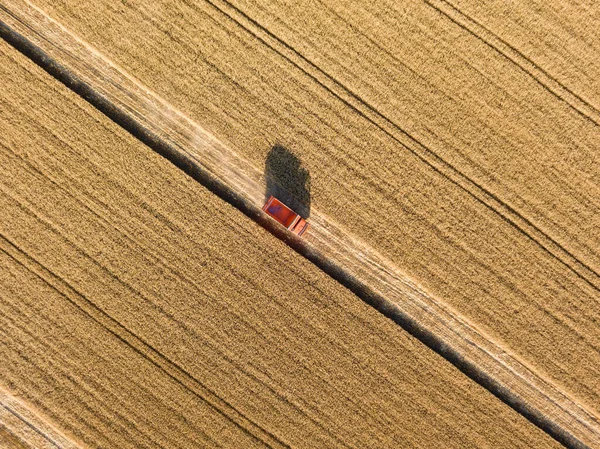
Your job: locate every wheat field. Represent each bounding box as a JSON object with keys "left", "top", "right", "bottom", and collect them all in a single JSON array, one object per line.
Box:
[{"left": 1, "top": 0, "right": 599, "bottom": 447}]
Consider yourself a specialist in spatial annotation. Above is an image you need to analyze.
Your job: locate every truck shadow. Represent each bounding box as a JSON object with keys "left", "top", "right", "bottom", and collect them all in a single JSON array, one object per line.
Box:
[{"left": 264, "top": 145, "right": 311, "bottom": 218}]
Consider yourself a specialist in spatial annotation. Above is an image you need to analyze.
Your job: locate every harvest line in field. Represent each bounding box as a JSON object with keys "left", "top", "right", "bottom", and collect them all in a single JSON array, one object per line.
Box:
[{"left": 0, "top": 2, "right": 598, "bottom": 448}]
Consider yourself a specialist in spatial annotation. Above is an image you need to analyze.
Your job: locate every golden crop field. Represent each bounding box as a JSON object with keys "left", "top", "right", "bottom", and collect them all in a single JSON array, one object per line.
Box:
[
  {"left": 0, "top": 39, "right": 562, "bottom": 448},
  {"left": 0, "top": 0, "right": 598, "bottom": 447}
]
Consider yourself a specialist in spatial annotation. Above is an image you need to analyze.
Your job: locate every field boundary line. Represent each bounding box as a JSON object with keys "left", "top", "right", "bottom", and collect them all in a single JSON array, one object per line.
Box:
[
  {"left": 204, "top": 0, "right": 600, "bottom": 292},
  {"left": 0, "top": 2, "right": 598, "bottom": 448}
]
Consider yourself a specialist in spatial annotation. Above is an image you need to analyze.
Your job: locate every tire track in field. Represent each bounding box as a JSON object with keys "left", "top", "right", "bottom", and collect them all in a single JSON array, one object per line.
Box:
[
  {"left": 0, "top": 387, "right": 80, "bottom": 449},
  {"left": 0, "top": 311, "right": 173, "bottom": 449},
  {"left": 0, "top": 2, "right": 598, "bottom": 448},
  {"left": 201, "top": 0, "right": 600, "bottom": 293},
  {"left": 424, "top": 0, "right": 600, "bottom": 127}
]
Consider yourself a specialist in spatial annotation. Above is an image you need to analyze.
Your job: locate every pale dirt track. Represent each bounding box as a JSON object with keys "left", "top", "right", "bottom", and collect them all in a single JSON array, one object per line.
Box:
[
  {"left": 13, "top": 0, "right": 600, "bottom": 435},
  {"left": 0, "top": 39, "right": 563, "bottom": 448},
  {"left": 1, "top": 388, "right": 80, "bottom": 449}
]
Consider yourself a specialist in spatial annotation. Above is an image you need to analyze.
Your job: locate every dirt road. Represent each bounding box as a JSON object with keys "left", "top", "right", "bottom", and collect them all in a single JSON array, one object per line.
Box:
[{"left": 1, "top": 388, "right": 80, "bottom": 449}]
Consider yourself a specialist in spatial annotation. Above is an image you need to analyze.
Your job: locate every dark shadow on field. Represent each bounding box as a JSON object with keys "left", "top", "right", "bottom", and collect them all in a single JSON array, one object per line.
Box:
[{"left": 264, "top": 145, "right": 311, "bottom": 218}]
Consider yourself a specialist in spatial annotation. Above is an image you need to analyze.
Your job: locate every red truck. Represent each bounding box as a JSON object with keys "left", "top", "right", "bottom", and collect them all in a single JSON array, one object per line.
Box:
[{"left": 262, "top": 196, "right": 309, "bottom": 236}]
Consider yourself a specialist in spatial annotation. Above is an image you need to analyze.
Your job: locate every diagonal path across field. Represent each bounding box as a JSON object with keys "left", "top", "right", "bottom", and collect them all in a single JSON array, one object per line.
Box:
[{"left": 0, "top": 2, "right": 597, "bottom": 447}]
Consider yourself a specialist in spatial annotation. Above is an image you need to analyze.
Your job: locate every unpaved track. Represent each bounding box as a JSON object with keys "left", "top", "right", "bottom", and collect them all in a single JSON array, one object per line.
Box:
[
  {"left": 0, "top": 39, "right": 563, "bottom": 448},
  {"left": 4, "top": 0, "right": 599, "bottom": 443},
  {"left": 1, "top": 388, "right": 81, "bottom": 449},
  {"left": 1, "top": 1, "right": 597, "bottom": 446}
]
